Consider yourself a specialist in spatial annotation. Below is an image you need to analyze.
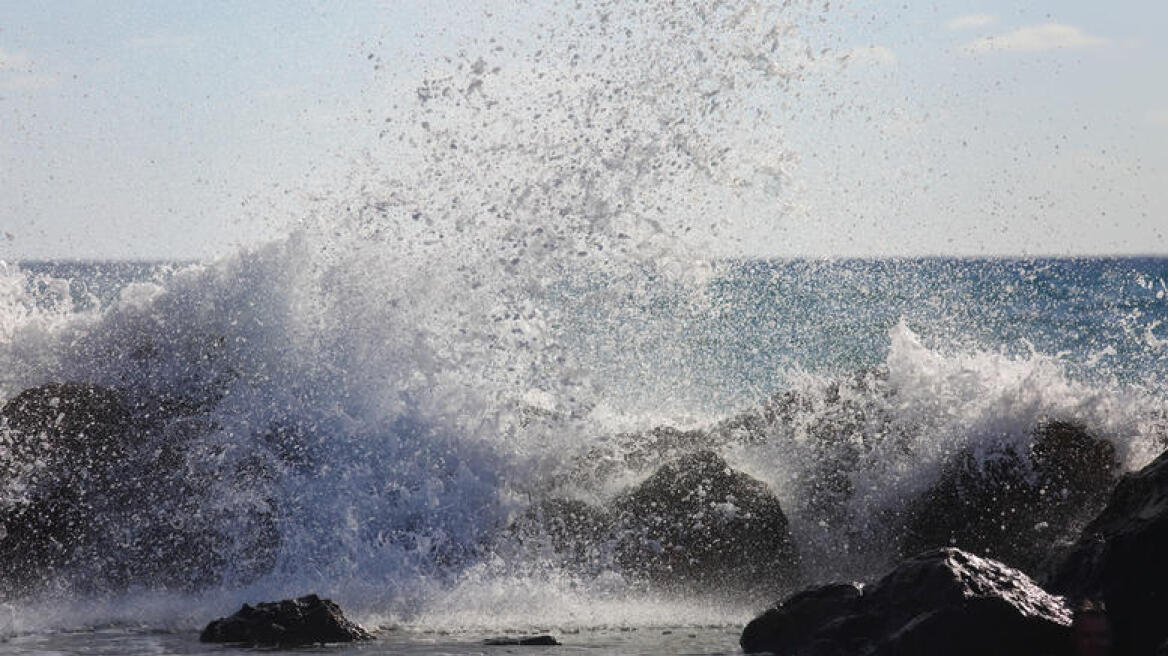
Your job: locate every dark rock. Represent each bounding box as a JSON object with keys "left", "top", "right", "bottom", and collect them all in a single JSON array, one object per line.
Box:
[
  {"left": 901, "top": 421, "right": 1117, "bottom": 573},
  {"left": 740, "top": 583, "right": 864, "bottom": 654},
  {"left": 741, "top": 548, "right": 1071, "bottom": 655},
  {"left": 505, "top": 497, "right": 614, "bottom": 570},
  {"left": 0, "top": 383, "right": 135, "bottom": 590},
  {"left": 611, "top": 450, "right": 799, "bottom": 592},
  {"left": 483, "top": 635, "right": 562, "bottom": 646},
  {"left": 199, "top": 594, "right": 373, "bottom": 646},
  {"left": 0, "top": 382, "right": 281, "bottom": 595},
  {"left": 1, "top": 382, "right": 133, "bottom": 464},
  {"left": 1044, "top": 447, "right": 1168, "bottom": 655},
  {"left": 503, "top": 451, "right": 798, "bottom": 593}
]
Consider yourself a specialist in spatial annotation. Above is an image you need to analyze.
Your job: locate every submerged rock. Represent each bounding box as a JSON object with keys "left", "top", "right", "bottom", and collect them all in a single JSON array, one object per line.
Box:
[
  {"left": 1044, "top": 447, "right": 1168, "bottom": 655},
  {"left": 741, "top": 548, "right": 1071, "bottom": 655},
  {"left": 199, "top": 594, "right": 373, "bottom": 646},
  {"left": 901, "top": 421, "right": 1117, "bottom": 573},
  {"left": 611, "top": 450, "right": 799, "bottom": 591},
  {"left": 483, "top": 635, "right": 562, "bottom": 646}
]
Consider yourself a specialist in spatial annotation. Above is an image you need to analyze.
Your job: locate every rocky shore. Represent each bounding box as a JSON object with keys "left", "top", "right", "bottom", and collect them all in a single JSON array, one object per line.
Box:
[
  {"left": 1, "top": 374, "right": 1165, "bottom": 652},
  {"left": 741, "top": 444, "right": 1168, "bottom": 654}
]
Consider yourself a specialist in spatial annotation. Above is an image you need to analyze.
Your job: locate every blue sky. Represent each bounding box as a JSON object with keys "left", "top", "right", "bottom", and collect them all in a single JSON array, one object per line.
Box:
[{"left": 1, "top": 1, "right": 1166, "bottom": 260}]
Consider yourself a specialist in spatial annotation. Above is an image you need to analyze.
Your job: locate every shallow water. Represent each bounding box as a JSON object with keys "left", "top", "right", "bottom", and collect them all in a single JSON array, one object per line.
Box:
[{"left": 0, "top": 627, "right": 742, "bottom": 656}]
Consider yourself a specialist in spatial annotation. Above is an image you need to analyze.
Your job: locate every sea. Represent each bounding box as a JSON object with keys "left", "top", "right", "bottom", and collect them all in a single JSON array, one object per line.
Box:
[
  {"left": 3, "top": 2, "right": 1167, "bottom": 653},
  {"left": 1, "top": 256, "right": 1166, "bottom": 655}
]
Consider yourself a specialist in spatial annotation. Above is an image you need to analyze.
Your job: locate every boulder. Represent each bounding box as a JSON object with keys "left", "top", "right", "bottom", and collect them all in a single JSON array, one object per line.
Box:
[
  {"left": 611, "top": 450, "right": 799, "bottom": 592},
  {"left": 504, "top": 450, "right": 799, "bottom": 593},
  {"left": 900, "top": 421, "right": 1117, "bottom": 573},
  {"left": 0, "top": 383, "right": 136, "bottom": 590},
  {"left": 0, "top": 382, "right": 281, "bottom": 595},
  {"left": 1044, "top": 447, "right": 1168, "bottom": 655},
  {"left": 741, "top": 548, "right": 1071, "bottom": 655},
  {"left": 505, "top": 497, "right": 614, "bottom": 570},
  {"left": 199, "top": 594, "right": 373, "bottom": 646}
]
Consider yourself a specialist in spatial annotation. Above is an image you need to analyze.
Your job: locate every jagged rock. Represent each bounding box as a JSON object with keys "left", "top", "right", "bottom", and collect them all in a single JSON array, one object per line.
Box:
[
  {"left": 611, "top": 450, "right": 799, "bottom": 591},
  {"left": 1044, "top": 447, "right": 1168, "bottom": 655},
  {"left": 741, "top": 548, "right": 1072, "bottom": 655},
  {"left": 900, "top": 421, "right": 1117, "bottom": 573},
  {"left": 199, "top": 594, "right": 373, "bottom": 646},
  {"left": 483, "top": 635, "right": 562, "bottom": 645}
]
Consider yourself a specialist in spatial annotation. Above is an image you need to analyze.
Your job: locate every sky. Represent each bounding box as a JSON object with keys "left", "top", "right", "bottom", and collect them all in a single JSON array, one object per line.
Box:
[{"left": 1, "top": 0, "right": 1166, "bottom": 260}]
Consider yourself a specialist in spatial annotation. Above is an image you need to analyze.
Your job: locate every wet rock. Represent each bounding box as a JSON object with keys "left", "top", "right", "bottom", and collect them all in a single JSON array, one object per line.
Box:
[
  {"left": 741, "top": 548, "right": 1071, "bottom": 655},
  {"left": 483, "top": 635, "right": 562, "bottom": 645},
  {"left": 505, "top": 497, "right": 614, "bottom": 570},
  {"left": 611, "top": 450, "right": 799, "bottom": 591},
  {"left": 505, "top": 451, "right": 798, "bottom": 593},
  {"left": 558, "top": 425, "right": 720, "bottom": 491},
  {"left": 0, "top": 382, "right": 281, "bottom": 595},
  {"left": 1, "top": 382, "right": 133, "bottom": 463},
  {"left": 901, "top": 421, "right": 1117, "bottom": 573},
  {"left": 1043, "top": 447, "right": 1168, "bottom": 655},
  {"left": 0, "top": 383, "right": 135, "bottom": 590},
  {"left": 739, "top": 583, "right": 864, "bottom": 655},
  {"left": 199, "top": 594, "right": 373, "bottom": 647}
]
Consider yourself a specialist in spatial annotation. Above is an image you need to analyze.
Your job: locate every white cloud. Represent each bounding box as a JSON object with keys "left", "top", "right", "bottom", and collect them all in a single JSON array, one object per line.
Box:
[
  {"left": 0, "top": 48, "right": 32, "bottom": 72},
  {"left": 964, "top": 23, "right": 1109, "bottom": 54},
  {"left": 945, "top": 14, "right": 997, "bottom": 31},
  {"left": 1147, "top": 110, "right": 1168, "bottom": 127},
  {"left": 838, "top": 45, "right": 898, "bottom": 68}
]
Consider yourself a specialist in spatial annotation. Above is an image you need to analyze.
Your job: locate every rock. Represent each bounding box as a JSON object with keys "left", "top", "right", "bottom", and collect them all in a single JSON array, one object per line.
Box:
[
  {"left": 0, "top": 382, "right": 281, "bottom": 595},
  {"left": 1, "top": 382, "right": 133, "bottom": 464},
  {"left": 741, "top": 548, "right": 1072, "bottom": 655},
  {"left": 199, "top": 594, "right": 373, "bottom": 647},
  {"left": 611, "top": 450, "right": 799, "bottom": 592},
  {"left": 1043, "top": 447, "right": 1168, "bottom": 655},
  {"left": 0, "top": 383, "right": 135, "bottom": 590},
  {"left": 901, "top": 421, "right": 1117, "bottom": 573},
  {"left": 483, "top": 635, "right": 562, "bottom": 646},
  {"left": 504, "top": 450, "right": 798, "bottom": 593},
  {"left": 505, "top": 497, "right": 614, "bottom": 570},
  {"left": 740, "top": 583, "right": 864, "bottom": 655},
  {"left": 557, "top": 425, "right": 721, "bottom": 491}
]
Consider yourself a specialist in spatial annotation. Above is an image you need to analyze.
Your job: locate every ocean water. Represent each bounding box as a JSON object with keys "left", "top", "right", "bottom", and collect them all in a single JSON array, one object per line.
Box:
[
  {"left": 2, "top": 2, "right": 1167, "bottom": 653},
  {"left": 1, "top": 256, "right": 1167, "bottom": 655}
]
